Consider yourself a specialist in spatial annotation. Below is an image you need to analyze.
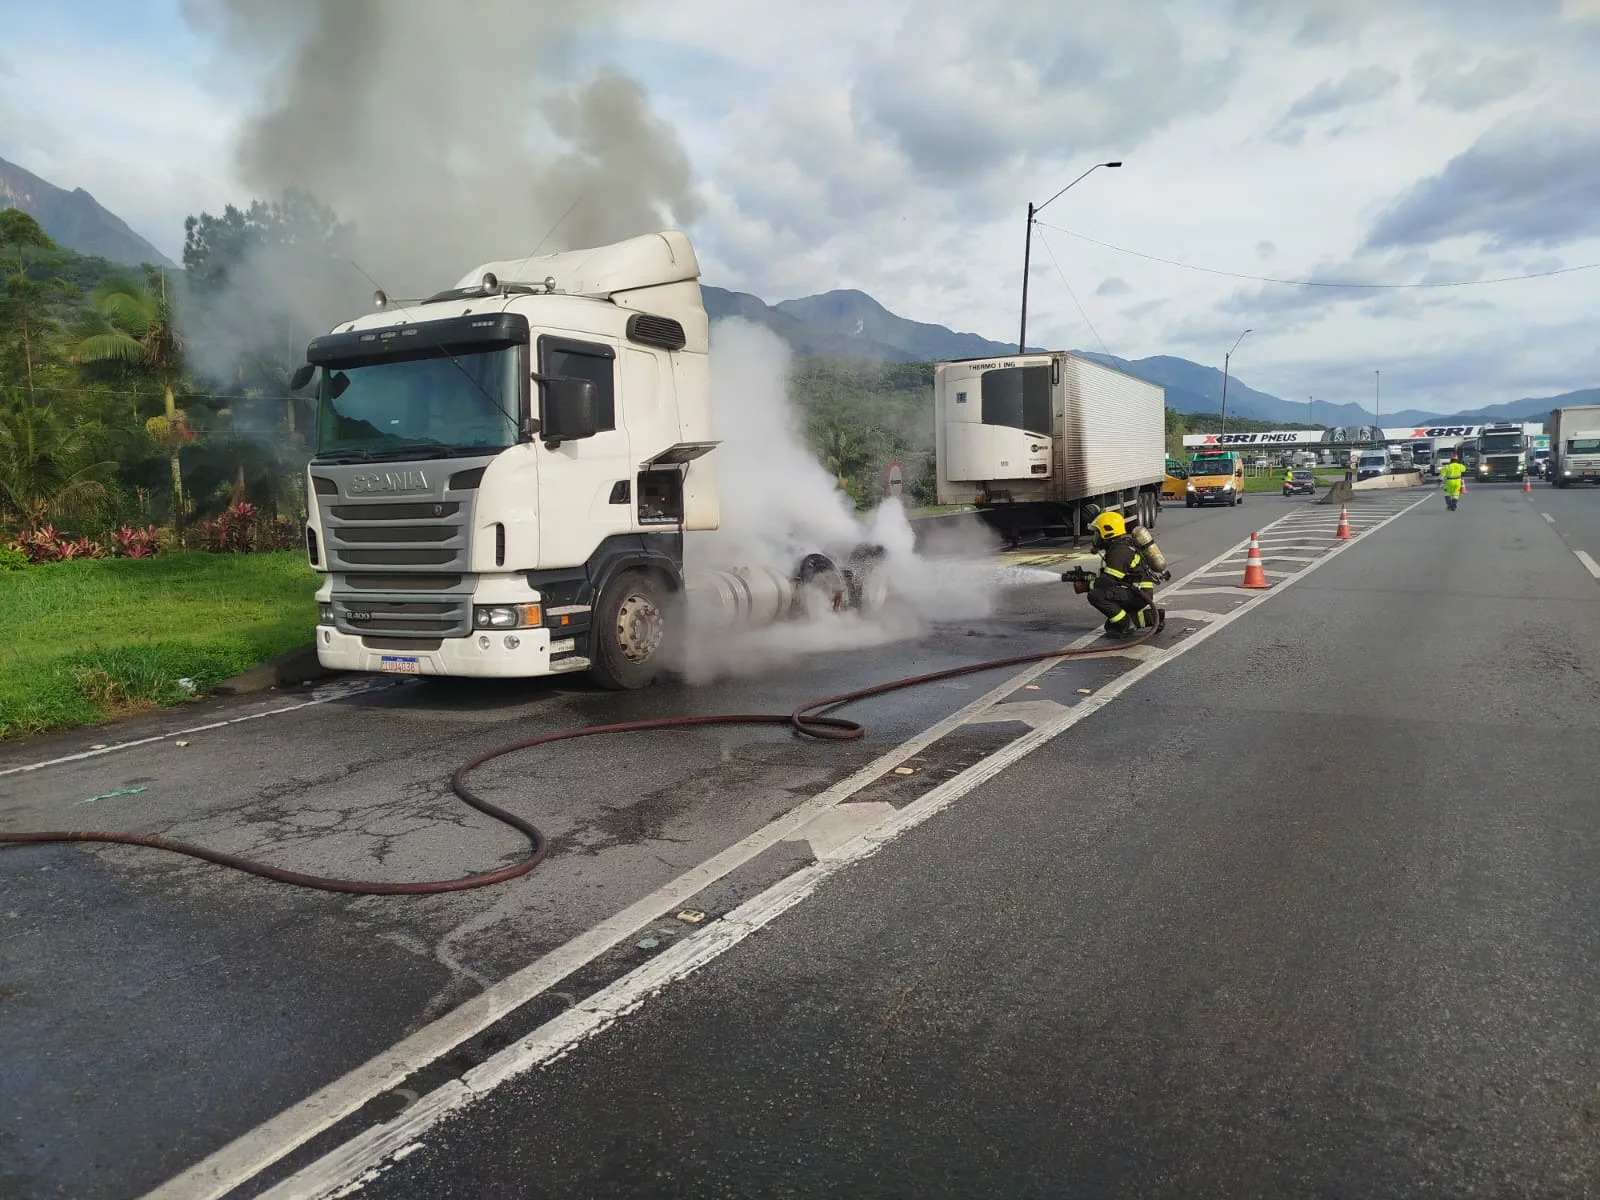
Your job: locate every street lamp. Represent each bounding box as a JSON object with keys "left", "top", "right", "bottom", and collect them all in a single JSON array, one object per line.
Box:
[
  {"left": 1018, "top": 161, "right": 1122, "bottom": 354},
  {"left": 1374, "top": 369, "right": 1381, "bottom": 433},
  {"left": 1219, "top": 328, "right": 1253, "bottom": 436}
]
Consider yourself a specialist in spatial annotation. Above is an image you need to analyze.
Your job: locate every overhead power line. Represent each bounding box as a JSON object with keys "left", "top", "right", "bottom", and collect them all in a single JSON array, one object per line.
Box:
[
  {"left": 1031, "top": 220, "right": 1600, "bottom": 289},
  {"left": 1035, "top": 231, "right": 1110, "bottom": 356}
]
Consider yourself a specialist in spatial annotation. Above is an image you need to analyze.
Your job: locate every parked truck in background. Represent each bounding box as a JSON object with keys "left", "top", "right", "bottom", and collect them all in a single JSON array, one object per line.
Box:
[
  {"left": 1475, "top": 422, "right": 1530, "bottom": 481},
  {"left": 1549, "top": 405, "right": 1600, "bottom": 487},
  {"left": 293, "top": 231, "right": 886, "bottom": 689},
  {"left": 934, "top": 352, "right": 1166, "bottom": 542}
]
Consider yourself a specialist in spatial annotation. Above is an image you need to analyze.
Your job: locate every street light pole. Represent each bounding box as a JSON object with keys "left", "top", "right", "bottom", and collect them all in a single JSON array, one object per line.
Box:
[
  {"left": 1018, "top": 161, "right": 1122, "bottom": 354},
  {"left": 1219, "top": 328, "right": 1253, "bottom": 437},
  {"left": 1374, "top": 369, "right": 1381, "bottom": 434}
]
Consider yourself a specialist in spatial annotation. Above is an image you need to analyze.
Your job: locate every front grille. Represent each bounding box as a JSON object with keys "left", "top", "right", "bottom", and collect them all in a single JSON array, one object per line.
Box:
[
  {"left": 336, "top": 525, "right": 456, "bottom": 544},
  {"left": 324, "top": 496, "right": 467, "bottom": 571},
  {"left": 314, "top": 457, "right": 492, "bottom": 633},
  {"left": 330, "top": 502, "right": 460, "bottom": 521},
  {"left": 333, "top": 590, "right": 473, "bottom": 638}
]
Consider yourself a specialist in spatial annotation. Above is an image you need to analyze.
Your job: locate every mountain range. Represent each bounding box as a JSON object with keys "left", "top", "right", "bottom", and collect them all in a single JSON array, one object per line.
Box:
[
  {"left": 705, "top": 285, "right": 1591, "bottom": 425},
  {"left": 3, "top": 156, "right": 1589, "bottom": 424},
  {"left": 1, "top": 155, "right": 175, "bottom": 268}
]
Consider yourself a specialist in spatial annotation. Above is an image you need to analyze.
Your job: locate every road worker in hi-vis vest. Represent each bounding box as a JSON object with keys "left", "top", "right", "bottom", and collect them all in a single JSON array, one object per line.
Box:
[{"left": 1441, "top": 453, "right": 1467, "bottom": 511}]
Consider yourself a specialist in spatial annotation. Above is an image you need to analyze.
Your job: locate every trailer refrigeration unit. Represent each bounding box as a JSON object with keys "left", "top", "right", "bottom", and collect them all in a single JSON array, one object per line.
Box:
[
  {"left": 1549, "top": 405, "right": 1600, "bottom": 487},
  {"left": 933, "top": 353, "right": 1166, "bottom": 543},
  {"left": 294, "top": 231, "right": 887, "bottom": 689}
]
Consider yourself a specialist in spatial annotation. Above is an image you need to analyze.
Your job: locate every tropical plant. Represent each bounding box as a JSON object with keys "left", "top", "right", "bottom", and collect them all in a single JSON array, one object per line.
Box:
[
  {"left": 74, "top": 273, "right": 189, "bottom": 531},
  {"left": 0, "top": 209, "right": 59, "bottom": 398},
  {"left": 0, "top": 390, "right": 112, "bottom": 531}
]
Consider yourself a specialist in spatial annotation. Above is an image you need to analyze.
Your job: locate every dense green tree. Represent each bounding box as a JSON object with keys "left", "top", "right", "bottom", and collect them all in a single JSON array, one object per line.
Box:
[
  {"left": 0, "top": 209, "right": 60, "bottom": 398},
  {"left": 0, "top": 389, "right": 111, "bottom": 530},
  {"left": 74, "top": 274, "right": 189, "bottom": 531}
]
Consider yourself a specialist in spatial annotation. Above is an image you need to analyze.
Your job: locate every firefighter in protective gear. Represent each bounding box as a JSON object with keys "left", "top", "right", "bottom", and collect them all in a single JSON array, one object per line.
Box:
[
  {"left": 1441, "top": 453, "right": 1466, "bottom": 511},
  {"left": 1086, "top": 511, "right": 1168, "bottom": 638}
]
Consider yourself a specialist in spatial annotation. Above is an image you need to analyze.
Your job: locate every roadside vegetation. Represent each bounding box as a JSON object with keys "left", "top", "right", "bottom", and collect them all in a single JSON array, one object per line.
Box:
[{"left": 0, "top": 551, "right": 315, "bottom": 739}]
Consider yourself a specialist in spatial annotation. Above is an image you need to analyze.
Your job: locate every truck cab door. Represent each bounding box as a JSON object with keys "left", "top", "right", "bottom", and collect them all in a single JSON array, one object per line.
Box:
[{"left": 536, "top": 335, "right": 633, "bottom": 567}]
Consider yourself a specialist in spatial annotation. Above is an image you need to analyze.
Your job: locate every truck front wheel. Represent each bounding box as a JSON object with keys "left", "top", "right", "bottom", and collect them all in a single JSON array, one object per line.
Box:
[{"left": 590, "top": 569, "right": 674, "bottom": 690}]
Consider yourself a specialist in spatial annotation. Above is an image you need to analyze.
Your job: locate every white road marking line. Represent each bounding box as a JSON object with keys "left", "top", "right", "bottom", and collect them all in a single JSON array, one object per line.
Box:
[
  {"left": 1542, "top": 512, "right": 1556, "bottom": 524},
  {"left": 144, "top": 509, "right": 1313, "bottom": 1200},
  {"left": 257, "top": 492, "right": 1433, "bottom": 1200},
  {"left": 1161, "top": 609, "right": 1221, "bottom": 623},
  {"left": 1576, "top": 550, "right": 1600, "bottom": 580},
  {"left": 0, "top": 681, "right": 397, "bottom": 779}
]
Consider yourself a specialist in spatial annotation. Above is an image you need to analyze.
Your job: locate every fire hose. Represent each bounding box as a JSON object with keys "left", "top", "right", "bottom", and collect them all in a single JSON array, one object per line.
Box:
[{"left": 0, "top": 623, "right": 1156, "bottom": 895}]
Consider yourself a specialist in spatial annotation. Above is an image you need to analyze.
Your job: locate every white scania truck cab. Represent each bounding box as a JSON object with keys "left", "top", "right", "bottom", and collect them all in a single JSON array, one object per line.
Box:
[{"left": 296, "top": 231, "right": 882, "bottom": 689}]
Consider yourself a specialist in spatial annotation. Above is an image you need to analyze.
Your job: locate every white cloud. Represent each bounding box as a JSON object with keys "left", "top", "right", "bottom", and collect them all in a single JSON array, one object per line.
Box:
[{"left": 5, "top": 0, "right": 1597, "bottom": 413}]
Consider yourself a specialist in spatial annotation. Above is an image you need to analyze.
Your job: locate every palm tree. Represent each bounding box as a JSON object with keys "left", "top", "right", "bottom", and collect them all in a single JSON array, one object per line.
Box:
[
  {"left": 0, "top": 389, "right": 111, "bottom": 530},
  {"left": 75, "top": 273, "right": 189, "bottom": 532}
]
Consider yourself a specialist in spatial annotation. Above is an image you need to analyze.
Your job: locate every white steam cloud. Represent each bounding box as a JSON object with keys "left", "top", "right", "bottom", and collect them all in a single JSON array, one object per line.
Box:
[{"left": 682, "top": 320, "right": 1023, "bottom": 684}]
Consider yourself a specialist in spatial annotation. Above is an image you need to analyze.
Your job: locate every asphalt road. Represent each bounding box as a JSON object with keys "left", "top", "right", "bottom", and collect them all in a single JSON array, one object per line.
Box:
[
  {"left": 1, "top": 494, "right": 1295, "bottom": 1200},
  {"left": 1534, "top": 478, "right": 1600, "bottom": 583},
  {"left": 343, "top": 483, "right": 1594, "bottom": 1199}
]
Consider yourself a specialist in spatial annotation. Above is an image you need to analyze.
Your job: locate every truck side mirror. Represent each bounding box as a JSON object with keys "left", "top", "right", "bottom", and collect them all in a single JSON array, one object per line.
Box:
[
  {"left": 289, "top": 363, "right": 315, "bottom": 391},
  {"left": 540, "top": 377, "right": 599, "bottom": 446}
]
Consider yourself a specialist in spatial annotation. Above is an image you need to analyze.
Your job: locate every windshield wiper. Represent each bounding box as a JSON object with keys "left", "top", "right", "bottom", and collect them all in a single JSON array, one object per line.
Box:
[{"left": 312, "top": 449, "right": 376, "bottom": 464}]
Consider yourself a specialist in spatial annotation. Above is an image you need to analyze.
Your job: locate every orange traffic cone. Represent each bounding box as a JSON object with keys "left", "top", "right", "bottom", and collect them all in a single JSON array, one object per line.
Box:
[
  {"left": 1336, "top": 504, "right": 1352, "bottom": 541},
  {"left": 1239, "top": 532, "right": 1270, "bottom": 589},
  {"left": 1523, "top": 474, "right": 1532, "bottom": 493}
]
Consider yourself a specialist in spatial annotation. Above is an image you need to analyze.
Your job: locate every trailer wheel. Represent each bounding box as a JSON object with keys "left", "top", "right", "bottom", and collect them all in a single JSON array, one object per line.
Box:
[{"left": 589, "top": 569, "right": 672, "bottom": 691}]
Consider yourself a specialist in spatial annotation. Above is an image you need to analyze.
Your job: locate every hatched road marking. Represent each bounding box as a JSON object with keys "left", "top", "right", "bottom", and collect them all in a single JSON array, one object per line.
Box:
[{"left": 179, "top": 493, "right": 1432, "bottom": 1200}]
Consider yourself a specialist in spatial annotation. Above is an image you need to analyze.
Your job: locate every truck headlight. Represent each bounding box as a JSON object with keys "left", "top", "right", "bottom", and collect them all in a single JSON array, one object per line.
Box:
[
  {"left": 1479, "top": 464, "right": 1488, "bottom": 472},
  {"left": 1186, "top": 482, "right": 1195, "bottom": 492},
  {"left": 1222, "top": 481, "right": 1234, "bottom": 491},
  {"left": 473, "top": 604, "right": 542, "bottom": 629},
  {"left": 318, "top": 603, "right": 333, "bottom": 625}
]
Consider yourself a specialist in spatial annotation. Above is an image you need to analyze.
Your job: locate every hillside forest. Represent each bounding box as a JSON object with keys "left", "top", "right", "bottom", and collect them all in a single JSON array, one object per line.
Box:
[{"left": 0, "top": 192, "right": 1237, "bottom": 559}]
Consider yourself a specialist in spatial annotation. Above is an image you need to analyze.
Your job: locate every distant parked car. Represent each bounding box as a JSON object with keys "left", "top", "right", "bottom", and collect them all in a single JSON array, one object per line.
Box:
[{"left": 1282, "top": 468, "right": 1317, "bottom": 496}]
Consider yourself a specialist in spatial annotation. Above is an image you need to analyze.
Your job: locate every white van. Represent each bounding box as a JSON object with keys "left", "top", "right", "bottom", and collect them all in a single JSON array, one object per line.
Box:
[{"left": 1356, "top": 450, "right": 1389, "bottom": 481}]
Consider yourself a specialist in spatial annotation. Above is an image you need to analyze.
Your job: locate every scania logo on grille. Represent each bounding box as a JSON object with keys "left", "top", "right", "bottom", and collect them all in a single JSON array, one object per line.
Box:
[{"left": 348, "top": 470, "right": 429, "bottom": 494}]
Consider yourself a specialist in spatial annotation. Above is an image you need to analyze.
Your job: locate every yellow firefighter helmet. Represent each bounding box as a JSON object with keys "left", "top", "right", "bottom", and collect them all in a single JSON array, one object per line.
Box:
[{"left": 1091, "top": 511, "right": 1127, "bottom": 540}]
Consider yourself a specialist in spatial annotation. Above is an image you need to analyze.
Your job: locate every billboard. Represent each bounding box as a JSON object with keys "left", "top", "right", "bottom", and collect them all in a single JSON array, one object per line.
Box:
[{"left": 1180, "top": 422, "right": 1541, "bottom": 448}]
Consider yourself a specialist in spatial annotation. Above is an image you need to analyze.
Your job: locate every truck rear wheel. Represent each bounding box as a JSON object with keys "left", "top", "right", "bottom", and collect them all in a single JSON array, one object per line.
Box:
[{"left": 589, "top": 569, "right": 673, "bottom": 690}]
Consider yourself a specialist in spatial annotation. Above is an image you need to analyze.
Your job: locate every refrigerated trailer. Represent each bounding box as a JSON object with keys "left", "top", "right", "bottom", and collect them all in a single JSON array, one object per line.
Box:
[
  {"left": 933, "top": 352, "right": 1166, "bottom": 542},
  {"left": 1550, "top": 405, "right": 1600, "bottom": 487}
]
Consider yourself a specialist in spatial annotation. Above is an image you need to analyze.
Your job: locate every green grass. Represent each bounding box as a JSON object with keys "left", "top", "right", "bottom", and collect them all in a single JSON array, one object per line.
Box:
[{"left": 0, "top": 552, "right": 318, "bottom": 740}]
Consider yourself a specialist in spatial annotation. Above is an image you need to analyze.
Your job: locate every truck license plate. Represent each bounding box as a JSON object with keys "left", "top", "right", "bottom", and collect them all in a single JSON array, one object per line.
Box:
[{"left": 380, "top": 656, "right": 420, "bottom": 674}]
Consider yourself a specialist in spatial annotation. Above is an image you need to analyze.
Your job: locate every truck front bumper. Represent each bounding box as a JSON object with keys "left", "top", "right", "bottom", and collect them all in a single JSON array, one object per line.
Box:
[{"left": 314, "top": 625, "right": 574, "bottom": 678}]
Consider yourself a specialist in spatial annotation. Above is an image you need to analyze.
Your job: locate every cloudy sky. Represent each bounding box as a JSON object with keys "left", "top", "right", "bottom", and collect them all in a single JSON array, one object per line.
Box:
[{"left": 2, "top": 0, "right": 1597, "bottom": 414}]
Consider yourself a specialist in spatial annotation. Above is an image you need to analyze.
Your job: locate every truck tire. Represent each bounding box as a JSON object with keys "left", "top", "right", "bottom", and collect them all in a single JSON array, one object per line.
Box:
[{"left": 589, "top": 569, "right": 673, "bottom": 690}]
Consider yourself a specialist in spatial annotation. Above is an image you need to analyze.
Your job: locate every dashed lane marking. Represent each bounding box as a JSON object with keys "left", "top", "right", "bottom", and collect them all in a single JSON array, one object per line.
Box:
[{"left": 1576, "top": 550, "right": 1600, "bottom": 580}]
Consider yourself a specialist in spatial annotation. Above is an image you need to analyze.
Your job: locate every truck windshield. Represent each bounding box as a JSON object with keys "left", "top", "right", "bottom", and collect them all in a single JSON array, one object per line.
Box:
[
  {"left": 1188, "top": 457, "right": 1234, "bottom": 476},
  {"left": 1480, "top": 434, "right": 1524, "bottom": 453},
  {"left": 980, "top": 366, "right": 1051, "bottom": 435},
  {"left": 1568, "top": 438, "right": 1600, "bottom": 454},
  {"left": 314, "top": 345, "right": 520, "bottom": 461}
]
